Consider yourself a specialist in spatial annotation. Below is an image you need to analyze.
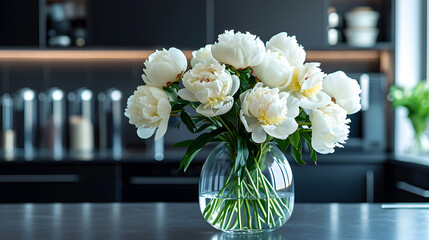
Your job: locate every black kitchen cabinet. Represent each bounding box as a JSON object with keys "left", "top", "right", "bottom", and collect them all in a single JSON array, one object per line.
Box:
[
  {"left": 0, "top": 0, "right": 395, "bottom": 50},
  {"left": 87, "top": 0, "right": 207, "bottom": 48},
  {"left": 121, "top": 162, "right": 203, "bottom": 202},
  {"left": 213, "top": 0, "right": 328, "bottom": 49},
  {"left": 0, "top": 162, "right": 118, "bottom": 203},
  {"left": 292, "top": 163, "right": 385, "bottom": 203},
  {"left": 0, "top": 153, "right": 389, "bottom": 203},
  {"left": 385, "top": 159, "right": 429, "bottom": 202},
  {"left": 0, "top": 1, "right": 39, "bottom": 46}
]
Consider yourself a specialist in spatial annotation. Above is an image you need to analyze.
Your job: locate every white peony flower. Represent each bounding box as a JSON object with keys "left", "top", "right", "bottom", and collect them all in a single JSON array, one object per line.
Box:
[
  {"left": 141, "top": 47, "right": 187, "bottom": 88},
  {"left": 240, "top": 82, "right": 299, "bottom": 143},
  {"left": 124, "top": 85, "right": 171, "bottom": 140},
  {"left": 287, "top": 62, "right": 331, "bottom": 109},
  {"left": 252, "top": 49, "right": 294, "bottom": 89},
  {"left": 211, "top": 30, "right": 265, "bottom": 69},
  {"left": 310, "top": 103, "right": 351, "bottom": 154},
  {"left": 323, "top": 71, "right": 362, "bottom": 114},
  {"left": 178, "top": 60, "right": 240, "bottom": 117},
  {"left": 190, "top": 45, "right": 216, "bottom": 67},
  {"left": 266, "top": 32, "right": 306, "bottom": 67}
]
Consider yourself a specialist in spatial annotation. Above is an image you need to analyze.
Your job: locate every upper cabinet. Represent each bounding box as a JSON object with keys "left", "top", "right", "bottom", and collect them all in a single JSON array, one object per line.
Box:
[
  {"left": 328, "top": 0, "right": 394, "bottom": 49},
  {"left": 213, "top": 0, "right": 328, "bottom": 49},
  {"left": 87, "top": 0, "right": 206, "bottom": 48},
  {"left": 0, "top": 1, "right": 40, "bottom": 46},
  {"left": 0, "top": 0, "right": 394, "bottom": 50}
]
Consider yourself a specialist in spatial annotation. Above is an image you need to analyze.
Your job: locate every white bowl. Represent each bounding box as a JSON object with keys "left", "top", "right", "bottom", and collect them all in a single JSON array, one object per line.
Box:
[
  {"left": 345, "top": 28, "right": 379, "bottom": 47},
  {"left": 346, "top": 8, "right": 380, "bottom": 28}
]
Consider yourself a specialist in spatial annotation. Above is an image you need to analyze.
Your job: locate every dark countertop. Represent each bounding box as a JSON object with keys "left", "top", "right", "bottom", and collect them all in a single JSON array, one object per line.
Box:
[
  {"left": 1, "top": 203, "right": 429, "bottom": 240},
  {"left": 0, "top": 149, "right": 387, "bottom": 164}
]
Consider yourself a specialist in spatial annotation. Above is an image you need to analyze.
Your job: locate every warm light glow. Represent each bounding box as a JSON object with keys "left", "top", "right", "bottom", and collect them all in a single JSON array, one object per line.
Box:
[
  {"left": 0, "top": 49, "right": 379, "bottom": 61},
  {"left": 306, "top": 50, "right": 380, "bottom": 60},
  {"left": 0, "top": 50, "right": 193, "bottom": 60}
]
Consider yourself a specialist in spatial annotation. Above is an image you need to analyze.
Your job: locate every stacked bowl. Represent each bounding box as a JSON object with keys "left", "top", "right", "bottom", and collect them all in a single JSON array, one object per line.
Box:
[{"left": 345, "top": 7, "right": 379, "bottom": 47}]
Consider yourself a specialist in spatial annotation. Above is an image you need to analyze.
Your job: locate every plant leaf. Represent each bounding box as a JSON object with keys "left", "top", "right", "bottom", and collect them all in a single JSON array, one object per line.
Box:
[
  {"left": 195, "top": 123, "right": 212, "bottom": 133},
  {"left": 301, "top": 131, "right": 317, "bottom": 164},
  {"left": 180, "top": 111, "right": 196, "bottom": 133},
  {"left": 234, "top": 136, "right": 249, "bottom": 174},
  {"left": 179, "top": 128, "right": 224, "bottom": 171},
  {"left": 173, "top": 140, "right": 194, "bottom": 147},
  {"left": 289, "top": 131, "right": 300, "bottom": 149},
  {"left": 171, "top": 102, "right": 189, "bottom": 112},
  {"left": 276, "top": 138, "right": 290, "bottom": 152},
  {"left": 291, "top": 140, "right": 306, "bottom": 165}
]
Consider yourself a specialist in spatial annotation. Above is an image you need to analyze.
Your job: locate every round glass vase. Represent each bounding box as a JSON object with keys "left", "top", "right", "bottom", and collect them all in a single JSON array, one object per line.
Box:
[{"left": 199, "top": 143, "right": 294, "bottom": 234}]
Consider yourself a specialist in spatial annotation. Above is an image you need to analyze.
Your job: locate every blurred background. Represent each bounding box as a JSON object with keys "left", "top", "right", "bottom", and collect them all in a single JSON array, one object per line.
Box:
[{"left": 0, "top": 0, "right": 428, "bottom": 203}]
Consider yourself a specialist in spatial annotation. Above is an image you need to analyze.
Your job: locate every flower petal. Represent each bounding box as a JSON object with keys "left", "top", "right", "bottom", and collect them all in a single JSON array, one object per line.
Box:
[
  {"left": 156, "top": 97, "right": 172, "bottom": 118},
  {"left": 137, "top": 127, "right": 156, "bottom": 139},
  {"left": 178, "top": 89, "right": 198, "bottom": 102},
  {"left": 229, "top": 75, "right": 240, "bottom": 96},
  {"left": 262, "top": 118, "right": 298, "bottom": 139},
  {"left": 286, "top": 95, "right": 300, "bottom": 118},
  {"left": 196, "top": 105, "right": 216, "bottom": 117},
  {"left": 252, "top": 126, "right": 267, "bottom": 143},
  {"left": 168, "top": 47, "right": 188, "bottom": 71},
  {"left": 196, "top": 100, "right": 233, "bottom": 117},
  {"left": 155, "top": 120, "right": 168, "bottom": 140},
  {"left": 298, "top": 91, "right": 331, "bottom": 109}
]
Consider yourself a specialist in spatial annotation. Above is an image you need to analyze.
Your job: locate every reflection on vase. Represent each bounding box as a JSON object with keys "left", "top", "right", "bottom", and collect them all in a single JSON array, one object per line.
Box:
[
  {"left": 199, "top": 143, "right": 294, "bottom": 234},
  {"left": 210, "top": 232, "right": 283, "bottom": 240}
]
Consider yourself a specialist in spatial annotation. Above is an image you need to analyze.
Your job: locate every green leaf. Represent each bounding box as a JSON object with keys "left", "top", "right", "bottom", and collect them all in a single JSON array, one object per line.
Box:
[
  {"left": 289, "top": 131, "right": 300, "bottom": 149},
  {"left": 194, "top": 123, "right": 212, "bottom": 133},
  {"left": 164, "top": 86, "right": 178, "bottom": 101},
  {"left": 301, "top": 131, "right": 317, "bottom": 164},
  {"left": 173, "top": 140, "right": 194, "bottom": 147},
  {"left": 234, "top": 137, "right": 249, "bottom": 174},
  {"left": 180, "top": 111, "right": 196, "bottom": 133},
  {"left": 276, "top": 139, "right": 290, "bottom": 152},
  {"left": 172, "top": 103, "right": 189, "bottom": 112},
  {"left": 179, "top": 128, "right": 224, "bottom": 171},
  {"left": 291, "top": 140, "right": 306, "bottom": 165},
  {"left": 296, "top": 109, "right": 310, "bottom": 122}
]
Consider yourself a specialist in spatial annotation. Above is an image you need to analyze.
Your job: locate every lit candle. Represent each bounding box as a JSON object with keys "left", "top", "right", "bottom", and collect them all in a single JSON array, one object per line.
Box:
[
  {"left": 2, "top": 129, "right": 15, "bottom": 158},
  {"left": 69, "top": 115, "right": 94, "bottom": 154},
  {"left": 2, "top": 94, "right": 14, "bottom": 159}
]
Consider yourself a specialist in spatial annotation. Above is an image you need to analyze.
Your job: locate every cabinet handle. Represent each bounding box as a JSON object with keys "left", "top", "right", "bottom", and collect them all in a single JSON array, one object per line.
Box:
[
  {"left": 360, "top": 74, "right": 370, "bottom": 111},
  {"left": 396, "top": 181, "right": 429, "bottom": 198},
  {"left": 366, "top": 170, "right": 374, "bottom": 203},
  {"left": 153, "top": 137, "right": 164, "bottom": 161},
  {"left": 0, "top": 174, "right": 80, "bottom": 183},
  {"left": 130, "top": 177, "right": 199, "bottom": 185}
]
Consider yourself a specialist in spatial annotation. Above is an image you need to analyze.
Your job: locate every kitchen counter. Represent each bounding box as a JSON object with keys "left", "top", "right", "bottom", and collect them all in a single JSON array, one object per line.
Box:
[
  {"left": 1, "top": 203, "right": 429, "bottom": 240},
  {"left": 0, "top": 149, "right": 387, "bottom": 164}
]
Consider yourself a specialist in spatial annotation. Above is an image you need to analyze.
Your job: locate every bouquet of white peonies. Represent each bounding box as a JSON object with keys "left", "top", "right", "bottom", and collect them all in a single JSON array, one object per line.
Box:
[{"left": 125, "top": 30, "right": 361, "bottom": 231}]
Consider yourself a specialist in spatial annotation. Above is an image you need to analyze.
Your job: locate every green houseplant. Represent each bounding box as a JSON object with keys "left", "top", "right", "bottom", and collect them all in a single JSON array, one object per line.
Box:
[{"left": 390, "top": 81, "right": 429, "bottom": 154}]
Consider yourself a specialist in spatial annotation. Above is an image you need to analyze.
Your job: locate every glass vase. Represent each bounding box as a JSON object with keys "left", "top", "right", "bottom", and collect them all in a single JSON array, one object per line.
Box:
[{"left": 199, "top": 143, "right": 294, "bottom": 234}]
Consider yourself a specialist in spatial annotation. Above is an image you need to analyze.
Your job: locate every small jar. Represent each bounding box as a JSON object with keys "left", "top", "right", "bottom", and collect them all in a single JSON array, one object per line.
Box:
[
  {"left": 15, "top": 88, "right": 37, "bottom": 159},
  {"left": 98, "top": 88, "right": 123, "bottom": 159},
  {"left": 1, "top": 94, "right": 15, "bottom": 159},
  {"left": 68, "top": 88, "right": 94, "bottom": 159},
  {"left": 39, "top": 88, "right": 66, "bottom": 159}
]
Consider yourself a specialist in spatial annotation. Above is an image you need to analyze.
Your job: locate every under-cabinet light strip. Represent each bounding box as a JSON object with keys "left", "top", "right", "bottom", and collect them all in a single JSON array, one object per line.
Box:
[{"left": 0, "top": 50, "right": 380, "bottom": 61}]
